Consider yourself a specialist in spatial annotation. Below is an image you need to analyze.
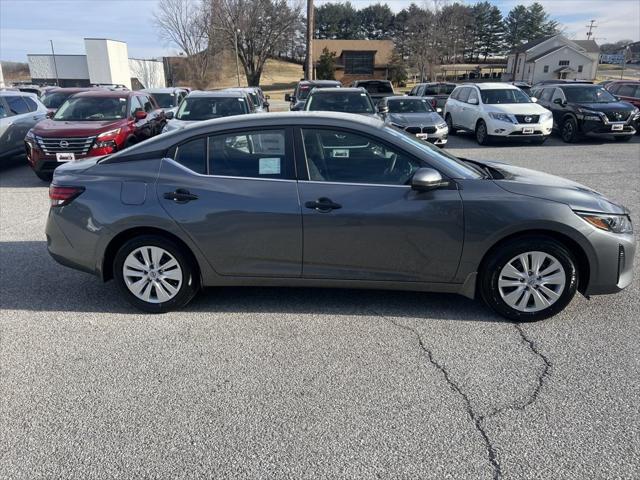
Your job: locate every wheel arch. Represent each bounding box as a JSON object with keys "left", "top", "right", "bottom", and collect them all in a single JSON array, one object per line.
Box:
[
  {"left": 101, "top": 226, "right": 201, "bottom": 283},
  {"left": 476, "top": 229, "right": 591, "bottom": 295}
]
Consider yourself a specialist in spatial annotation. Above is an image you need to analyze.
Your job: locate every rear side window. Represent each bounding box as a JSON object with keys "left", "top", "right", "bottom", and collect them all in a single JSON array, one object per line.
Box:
[
  {"left": 174, "top": 137, "right": 207, "bottom": 174},
  {"left": 618, "top": 84, "right": 638, "bottom": 97},
  {"left": 23, "top": 97, "right": 39, "bottom": 112},
  {"left": 468, "top": 89, "right": 479, "bottom": 103},
  {"left": 5, "top": 96, "right": 30, "bottom": 115},
  {"left": 208, "top": 129, "right": 291, "bottom": 180},
  {"left": 458, "top": 88, "right": 471, "bottom": 103},
  {"left": 539, "top": 88, "right": 554, "bottom": 102},
  {"left": 449, "top": 88, "right": 460, "bottom": 100}
]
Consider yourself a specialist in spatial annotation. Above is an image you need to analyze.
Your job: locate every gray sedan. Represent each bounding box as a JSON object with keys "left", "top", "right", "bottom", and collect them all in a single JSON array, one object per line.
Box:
[
  {"left": 46, "top": 112, "right": 634, "bottom": 321},
  {"left": 379, "top": 96, "right": 449, "bottom": 146}
]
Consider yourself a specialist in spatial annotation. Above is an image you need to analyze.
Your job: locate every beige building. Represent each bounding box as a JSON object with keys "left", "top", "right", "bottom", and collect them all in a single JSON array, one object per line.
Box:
[{"left": 312, "top": 39, "right": 394, "bottom": 84}]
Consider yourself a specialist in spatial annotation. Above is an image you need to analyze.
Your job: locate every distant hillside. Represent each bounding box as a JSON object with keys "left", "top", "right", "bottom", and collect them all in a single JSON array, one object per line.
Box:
[{"left": 1, "top": 61, "right": 30, "bottom": 82}]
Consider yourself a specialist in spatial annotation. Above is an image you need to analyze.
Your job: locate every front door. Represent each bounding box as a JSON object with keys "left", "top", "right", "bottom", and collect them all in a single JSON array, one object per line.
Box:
[
  {"left": 297, "top": 127, "right": 464, "bottom": 283},
  {"left": 158, "top": 127, "right": 302, "bottom": 277}
]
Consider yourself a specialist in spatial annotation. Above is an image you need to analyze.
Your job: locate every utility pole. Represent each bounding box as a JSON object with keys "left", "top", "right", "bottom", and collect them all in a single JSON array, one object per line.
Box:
[
  {"left": 585, "top": 20, "right": 597, "bottom": 40},
  {"left": 234, "top": 29, "right": 241, "bottom": 86},
  {"left": 50, "top": 40, "right": 60, "bottom": 86},
  {"left": 305, "top": 0, "right": 314, "bottom": 80}
]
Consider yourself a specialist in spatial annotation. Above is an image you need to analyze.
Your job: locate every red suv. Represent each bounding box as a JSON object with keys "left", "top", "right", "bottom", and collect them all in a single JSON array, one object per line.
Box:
[
  {"left": 606, "top": 81, "right": 640, "bottom": 134},
  {"left": 26, "top": 90, "right": 166, "bottom": 181}
]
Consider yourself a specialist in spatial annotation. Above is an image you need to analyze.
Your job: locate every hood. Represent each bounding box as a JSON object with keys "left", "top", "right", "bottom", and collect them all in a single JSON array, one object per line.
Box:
[
  {"left": 480, "top": 160, "right": 628, "bottom": 214},
  {"left": 388, "top": 112, "right": 444, "bottom": 126},
  {"left": 485, "top": 103, "right": 549, "bottom": 115},
  {"left": 32, "top": 119, "right": 124, "bottom": 137},
  {"left": 163, "top": 118, "right": 195, "bottom": 132},
  {"left": 573, "top": 101, "right": 636, "bottom": 113}
]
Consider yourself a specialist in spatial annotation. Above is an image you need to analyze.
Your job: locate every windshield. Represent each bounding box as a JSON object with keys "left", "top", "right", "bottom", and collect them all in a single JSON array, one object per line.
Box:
[
  {"left": 151, "top": 93, "right": 177, "bottom": 108},
  {"left": 385, "top": 125, "right": 483, "bottom": 179},
  {"left": 53, "top": 96, "right": 128, "bottom": 121},
  {"left": 481, "top": 89, "right": 531, "bottom": 104},
  {"left": 307, "top": 92, "right": 374, "bottom": 114},
  {"left": 563, "top": 86, "right": 618, "bottom": 103},
  {"left": 359, "top": 82, "right": 394, "bottom": 94},
  {"left": 176, "top": 97, "right": 248, "bottom": 120},
  {"left": 41, "top": 92, "right": 73, "bottom": 109},
  {"left": 388, "top": 99, "right": 434, "bottom": 113}
]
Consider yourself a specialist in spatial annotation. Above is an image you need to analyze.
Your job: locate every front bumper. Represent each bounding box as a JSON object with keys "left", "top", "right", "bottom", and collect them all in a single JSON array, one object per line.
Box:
[
  {"left": 404, "top": 125, "right": 449, "bottom": 146},
  {"left": 584, "top": 228, "right": 635, "bottom": 295},
  {"left": 578, "top": 113, "right": 638, "bottom": 137},
  {"left": 485, "top": 117, "right": 553, "bottom": 138}
]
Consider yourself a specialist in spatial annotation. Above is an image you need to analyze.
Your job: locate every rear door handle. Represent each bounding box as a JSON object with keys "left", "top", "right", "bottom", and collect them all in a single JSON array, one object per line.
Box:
[
  {"left": 163, "top": 188, "right": 198, "bottom": 203},
  {"left": 305, "top": 197, "right": 342, "bottom": 212}
]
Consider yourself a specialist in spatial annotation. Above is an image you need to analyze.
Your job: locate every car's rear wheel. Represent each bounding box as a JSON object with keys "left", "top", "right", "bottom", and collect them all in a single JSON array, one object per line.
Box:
[
  {"left": 614, "top": 135, "right": 633, "bottom": 142},
  {"left": 114, "top": 235, "right": 199, "bottom": 313},
  {"left": 445, "top": 114, "right": 457, "bottom": 135},
  {"left": 475, "top": 120, "right": 492, "bottom": 145},
  {"left": 561, "top": 117, "right": 578, "bottom": 143},
  {"left": 479, "top": 237, "right": 578, "bottom": 321}
]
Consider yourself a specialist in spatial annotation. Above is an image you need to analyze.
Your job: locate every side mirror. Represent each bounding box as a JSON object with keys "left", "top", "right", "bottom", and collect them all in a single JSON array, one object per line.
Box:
[
  {"left": 553, "top": 98, "right": 564, "bottom": 105},
  {"left": 284, "top": 93, "right": 292, "bottom": 102},
  {"left": 411, "top": 168, "right": 448, "bottom": 191},
  {"left": 46, "top": 110, "right": 55, "bottom": 118},
  {"left": 468, "top": 97, "right": 479, "bottom": 105},
  {"left": 377, "top": 105, "right": 389, "bottom": 114},
  {"left": 530, "top": 96, "right": 538, "bottom": 103},
  {"left": 134, "top": 110, "right": 147, "bottom": 120},
  {"left": 165, "top": 111, "right": 174, "bottom": 119}
]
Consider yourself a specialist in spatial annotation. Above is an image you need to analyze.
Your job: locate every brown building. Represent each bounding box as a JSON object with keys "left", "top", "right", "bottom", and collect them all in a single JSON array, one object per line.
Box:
[{"left": 312, "top": 39, "right": 394, "bottom": 84}]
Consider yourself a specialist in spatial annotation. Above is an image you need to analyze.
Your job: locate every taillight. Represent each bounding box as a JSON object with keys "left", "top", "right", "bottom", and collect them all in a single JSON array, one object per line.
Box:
[{"left": 49, "top": 185, "right": 85, "bottom": 207}]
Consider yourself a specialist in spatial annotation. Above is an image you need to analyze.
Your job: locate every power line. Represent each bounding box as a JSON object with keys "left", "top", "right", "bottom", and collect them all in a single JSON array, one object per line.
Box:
[{"left": 585, "top": 20, "right": 597, "bottom": 40}]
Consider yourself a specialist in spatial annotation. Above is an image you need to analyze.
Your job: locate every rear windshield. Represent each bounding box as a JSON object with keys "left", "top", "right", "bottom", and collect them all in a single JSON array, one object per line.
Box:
[
  {"left": 176, "top": 96, "right": 248, "bottom": 120},
  {"left": 480, "top": 89, "right": 531, "bottom": 104},
  {"left": 306, "top": 91, "right": 374, "bottom": 114},
  {"left": 53, "top": 96, "right": 128, "bottom": 121},
  {"left": 41, "top": 92, "right": 73, "bottom": 109},
  {"left": 563, "top": 86, "right": 618, "bottom": 103},
  {"left": 150, "top": 93, "right": 178, "bottom": 108},
  {"left": 387, "top": 98, "right": 434, "bottom": 113},
  {"left": 359, "top": 82, "right": 394, "bottom": 94}
]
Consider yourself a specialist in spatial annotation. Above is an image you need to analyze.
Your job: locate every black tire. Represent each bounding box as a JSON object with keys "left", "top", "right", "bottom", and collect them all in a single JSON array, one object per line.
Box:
[
  {"left": 614, "top": 135, "right": 633, "bottom": 142},
  {"left": 113, "top": 235, "right": 200, "bottom": 313},
  {"left": 479, "top": 236, "right": 578, "bottom": 322},
  {"left": 475, "top": 119, "right": 492, "bottom": 145},
  {"left": 445, "top": 114, "right": 457, "bottom": 135},
  {"left": 35, "top": 171, "right": 53, "bottom": 182},
  {"left": 561, "top": 116, "right": 579, "bottom": 143}
]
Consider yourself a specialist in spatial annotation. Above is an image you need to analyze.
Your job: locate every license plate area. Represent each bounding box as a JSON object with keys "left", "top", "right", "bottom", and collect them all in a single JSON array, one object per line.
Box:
[
  {"left": 416, "top": 133, "right": 429, "bottom": 139},
  {"left": 56, "top": 152, "right": 75, "bottom": 162},
  {"left": 611, "top": 124, "right": 624, "bottom": 131},
  {"left": 522, "top": 127, "right": 534, "bottom": 134}
]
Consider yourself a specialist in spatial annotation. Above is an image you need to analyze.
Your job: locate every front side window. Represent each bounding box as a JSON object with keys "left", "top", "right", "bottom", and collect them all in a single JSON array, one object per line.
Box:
[
  {"left": 6, "top": 96, "right": 30, "bottom": 115},
  {"left": 457, "top": 88, "right": 471, "bottom": 103},
  {"left": 344, "top": 51, "right": 374, "bottom": 75},
  {"left": 480, "top": 89, "right": 531, "bottom": 104},
  {"left": 209, "top": 129, "right": 291, "bottom": 179},
  {"left": 54, "top": 96, "right": 128, "bottom": 121},
  {"left": 176, "top": 97, "right": 248, "bottom": 120},
  {"left": 563, "top": 86, "right": 617, "bottom": 103},
  {"left": 301, "top": 128, "right": 421, "bottom": 185},
  {"left": 129, "top": 96, "right": 143, "bottom": 117},
  {"left": 306, "top": 92, "right": 374, "bottom": 114},
  {"left": 174, "top": 137, "right": 207, "bottom": 174},
  {"left": 139, "top": 95, "right": 153, "bottom": 112},
  {"left": 540, "top": 88, "right": 554, "bottom": 102},
  {"left": 151, "top": 93, "right": 177, "bottom": 108},
  {"left": 387, "top": 98, "right": 434, "bottom": 113},
  {"left": 23, "top": 97, "right": 39, "bottom": 112}
]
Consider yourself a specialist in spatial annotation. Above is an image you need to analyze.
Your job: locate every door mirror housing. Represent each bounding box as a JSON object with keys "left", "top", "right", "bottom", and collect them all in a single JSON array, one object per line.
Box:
[
  {"left": 164, "top": 110, "right": 174, "bottom": 119},
  {"left": 411, "top": 168, "right": 448, "bottom": 191},
  {"left": 134, "top": 110, "right": 147, "bottom": 120},
  {"left": 46, "top": 110, "right": 55, "bottom": 118},
  {"left": 377, "top": 104, "right": 389, "bottom": 114},
  {"left": 553, "top": 97, "right": 565, "bottom": 106},
  {"left": 468, "top": 97, "right": 479, "bottom": 105}
]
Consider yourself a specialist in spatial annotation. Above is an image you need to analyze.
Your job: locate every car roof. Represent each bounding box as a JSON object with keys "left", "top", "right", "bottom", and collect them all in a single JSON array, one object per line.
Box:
[
  {"left": 549, "top": 83, "right": 602, "bottom": 89},
  {"left": 310, "top": 87, "right": 365, "bottom": 94},
  {"left": 462, "top": 82, "right": 519, "bottom": 90},
  {"left": 43, "top": 87, "right": 97, "bottom": 93},
  {"left": 186, "top": 90, "right": 245, "bottom": 98},
  {"left": 142, "top": 87, "right": 186, "bottom": 93},
  {"left": 384, "top": 96, "right": 426, "bottom": 101},
  {"left": 299, "top": 80, "right": 341, "bottom": 87},
  {"left": 0, "top": 90, "right": 38, "bottom": 97},
  {"left": 72, "top": 90, "right": 134, "bottom": 98}
]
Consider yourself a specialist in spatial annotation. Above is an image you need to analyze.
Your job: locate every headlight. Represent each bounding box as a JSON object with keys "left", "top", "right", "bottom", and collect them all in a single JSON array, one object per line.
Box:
[
  {"left": 576, "top": 212, "right": 633, "bottom": 234},
  {"left": 488, "top": 112, "right": 515, "bottom": 123},
  {"left": 577, "top": 108, "right": 602, "bottom": 121},
  {"left": 437, "top": 122, "right": 447, "bottom": 130},
  {"left": 540, "top": 111, "right": 553, "bottom": 122},
  {"left": 25, "top": 129, "right": 35, "bottom": 140}
]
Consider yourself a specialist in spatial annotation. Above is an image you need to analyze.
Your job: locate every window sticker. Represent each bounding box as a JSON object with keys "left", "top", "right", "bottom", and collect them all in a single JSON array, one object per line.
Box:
[
  {"left": 259, "top": 157, "right": 281, "bottom": 175},
  {"left": 331, "top": 149, "right": 349, "bottom": 158}
]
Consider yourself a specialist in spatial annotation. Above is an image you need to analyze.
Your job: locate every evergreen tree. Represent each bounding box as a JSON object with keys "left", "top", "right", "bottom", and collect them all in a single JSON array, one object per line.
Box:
[
  {"left": 316, "top": 47, "right": 337, "bottom": 80},
  {"left": 358, "top": 3, "right": 394, "bottom": 39}
]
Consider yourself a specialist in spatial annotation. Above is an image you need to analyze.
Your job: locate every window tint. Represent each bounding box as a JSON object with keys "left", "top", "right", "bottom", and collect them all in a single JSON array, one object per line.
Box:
[
  {"left": 174, "top": 137, "right": 207, "bottom": 174},
  {"left": 618, "top": 84, "right": 638, "bottom": 97},
  {"left": 0, "top": 102, "right": 8, "bottom": 118},
  {"left": 6, "top": 96, "right": 30, "bottom": 115},
  {"left": 23, "top": 96, "right": 39, "bottom": 112},
  {"left": 423, "top": 85, "right": 439, "bottom": 95},
  {"left": 208, "top": 129, "right": 290, "bottom": 179},
  {"left": 301, "top": 128, "right": 421, "bottom": 185},
  {"left": 540, "top": 88, "right": 554, "bottom": 102},
  {"left": 468, "top": 89, "right": 479, "bottom": 103},
  {"left": 607, "top": 84, "right": 620, "bottom": 94},
  {"left": 440, "top": 84, "right": 456, "bottom": 94},
  {"left": 139, "top": 95, "right": 153, "bottom": 112},
  {"left": 449, "top": 88, "right": 460, "bottom": 100},
  {"left": 457, "top": 88, "right": 471, "bottom": 103}
]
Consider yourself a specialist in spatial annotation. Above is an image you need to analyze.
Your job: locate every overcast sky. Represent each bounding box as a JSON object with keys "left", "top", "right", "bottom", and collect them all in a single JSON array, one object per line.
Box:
[{"left": 1, "top": 0, "right": 638, "bottom": 62}]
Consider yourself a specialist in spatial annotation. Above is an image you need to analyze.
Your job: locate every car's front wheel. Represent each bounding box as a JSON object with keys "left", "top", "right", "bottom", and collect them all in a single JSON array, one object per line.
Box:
[
  {"left": 561, "top": 116, "right": 579, "bottom": 143},
  {"left": 445, "top": 114, "right": 457, "bottom": 135},
  {"left": 479, "top": 237, "right": 578, "bottom": 321},
  {"left": 475, "top": 120, "right": 492, "bottom": 145},
  {"left": 114, "top": 235, "right": 200, "bottom": 313}
]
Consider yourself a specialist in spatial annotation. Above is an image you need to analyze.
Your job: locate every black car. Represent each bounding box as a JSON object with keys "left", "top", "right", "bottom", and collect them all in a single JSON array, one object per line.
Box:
[
  {"left": 408, "top": 82, "right": 457, "bottom": 110},
  {"left": 532, "top": 83, "right": 638, "bottom": 142},
  {"left": 350, "top": 80, "right": 395, "bottom": 105},
  {"left": 285, "top": 80, "right": 341, "bottom": 111},
  {"left": 303, "top": 87, "right": 379, "bottom": 117}
]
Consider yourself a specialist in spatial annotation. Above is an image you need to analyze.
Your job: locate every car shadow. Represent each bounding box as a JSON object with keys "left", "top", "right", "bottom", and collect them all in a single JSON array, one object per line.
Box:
[
  {"left": 447, "top": 132, "right": 640, "bottom": 149},
  {"left": 0, "top": 240, "right": 502, "bottom": 322}
]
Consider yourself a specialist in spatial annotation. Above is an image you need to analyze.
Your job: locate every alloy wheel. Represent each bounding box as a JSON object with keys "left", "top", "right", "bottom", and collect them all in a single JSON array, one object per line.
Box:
[
  {"left": 562, "top": 121, "right": 574, "bottom": 141},
  {"left": 476, "top": 122, "right": 487, "bottom": 143},
  {"left": 498, "top": 251, "right": 566, "bottom": 313},
  {"left": 122, "top": 246, "right": 183, "bottom": 303}
]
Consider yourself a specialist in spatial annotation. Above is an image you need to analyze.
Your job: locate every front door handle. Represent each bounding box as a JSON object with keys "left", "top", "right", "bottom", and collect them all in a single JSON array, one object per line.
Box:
[
  {"left": 305, "top": 197, "right": 342, "bottom": 212},
  {"left": 163, "top": 188, "right": 198, "bottom": 203}
]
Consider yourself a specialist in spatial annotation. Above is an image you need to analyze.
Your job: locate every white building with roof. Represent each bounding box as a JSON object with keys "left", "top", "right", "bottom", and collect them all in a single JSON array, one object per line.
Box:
[{"left": 504, "top": 35, "right": 600, "bottom": 84}]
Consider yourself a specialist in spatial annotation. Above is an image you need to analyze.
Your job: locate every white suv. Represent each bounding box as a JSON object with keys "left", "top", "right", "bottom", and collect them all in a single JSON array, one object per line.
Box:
[{"left": 443, "top": 83, "right": 553, "bottom": 145}]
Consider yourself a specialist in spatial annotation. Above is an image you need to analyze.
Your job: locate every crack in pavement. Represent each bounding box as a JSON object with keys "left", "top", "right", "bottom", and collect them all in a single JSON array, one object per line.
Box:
[{"left": 376, "top": 311, "right": 552, "bottom": 480}]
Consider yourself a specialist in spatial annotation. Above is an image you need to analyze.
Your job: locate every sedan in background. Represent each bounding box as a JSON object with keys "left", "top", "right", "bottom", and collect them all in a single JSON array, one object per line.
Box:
[
  {"left": 162, "top": 90, "right": 252, "bottom": 133},
  {"left": 0, "top": 91, "right": 47, "bottom": 164},
  {"left": 142, "top": 87, "right": 189, "bottom": 117},
  {"left": 304, "top": 87, "right": 378, "bottom": 117},
  {"left": 46, "top": 112, "right": 634, "bottom": 321},
  {"left": 378, "top": 96, "right": 448, "bottom": 147}
]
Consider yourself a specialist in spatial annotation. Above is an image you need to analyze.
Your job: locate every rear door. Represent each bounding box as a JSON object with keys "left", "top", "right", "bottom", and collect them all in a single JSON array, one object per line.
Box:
[
  {"left": 2, "top": 95, "right": 38, "bottom": 154},
  {"left": 158, "top": 127, "right": 302, "bottom": 277},
  {"left": 296, "top": 127, "right": 464, "bottom": 282}
]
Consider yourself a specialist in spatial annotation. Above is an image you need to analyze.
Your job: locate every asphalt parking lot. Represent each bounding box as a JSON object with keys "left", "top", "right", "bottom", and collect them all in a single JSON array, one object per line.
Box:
[{"left": 1, "top": 134, "right": 639, "bottom": 479}]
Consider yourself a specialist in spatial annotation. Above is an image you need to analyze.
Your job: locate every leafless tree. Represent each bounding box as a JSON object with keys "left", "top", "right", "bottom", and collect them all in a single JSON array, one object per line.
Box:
[
  {"left": 130, "top": 59, "right": 163, "bottom": 89},
  {"left": 212, "top": 0, "right": 302, "bottom": 86}
]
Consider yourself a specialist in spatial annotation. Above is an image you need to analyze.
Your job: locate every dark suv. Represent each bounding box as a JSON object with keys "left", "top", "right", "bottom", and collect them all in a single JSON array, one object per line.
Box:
[
  {"left": 408, "top": 82, "right": 457, "bottom": 110},
  {"left": 532, "top": 83, "right": 638, "bottom": 142},
  {"left": 26, "top": 90, "right": 165, "bottom": 181},
  {"left": 350, "top": 80, "right": 394, "bottom": 105},
  {"left": 285, "top": 80, "right": 341, "bottom": 111},
  {"left": 303, "top": 87, "right": 378, "bottom": 117}
]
